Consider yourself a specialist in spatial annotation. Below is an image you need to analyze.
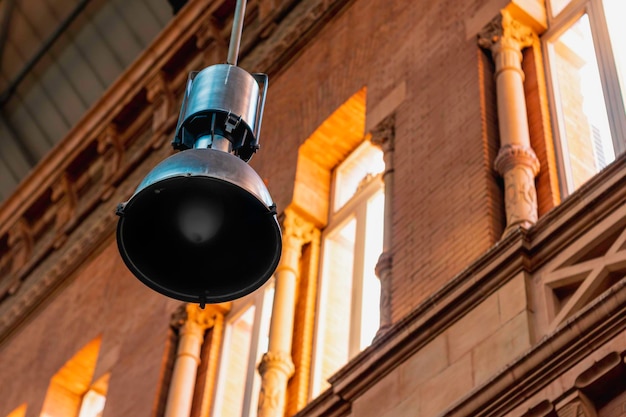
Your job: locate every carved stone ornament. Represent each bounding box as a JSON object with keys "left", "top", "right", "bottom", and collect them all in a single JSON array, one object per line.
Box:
[
  {"left": 494, "top": 144, "right": 540, "bottom": 176},
  {"left": 503, "top": 165, "right": 539, "bottom": 228},
  {"left": 477, "top": 10, "right": 534, "bottom": 53},
  {"left": 96, "top": 125, "right": 123, "bottom": 201},
  {"left": 375, "top": 251, "right": 393, "bottom": 335},
  {"left": 51, "top": 173, "right": 78, "bottom": 248},
  {"left": 258, "top": 350, "right": 295, "bottom": 376},
  {"left": 170, "top": 303, "right": 216, "bottom": 331},
  {"left": 370, "top": 114, "right": 395, "bottom": 152},
  {"left": 146, "top": 71, "right": 175, "bottom": 149},
  {"left": 257, "top": 351, "right": 295, "bottom": 417},
  {"left": 7, "top": 218, "right": 33, "bottom": 275},
  {"left": 281, "top": 209, "right": 316, "bottom": 251}
]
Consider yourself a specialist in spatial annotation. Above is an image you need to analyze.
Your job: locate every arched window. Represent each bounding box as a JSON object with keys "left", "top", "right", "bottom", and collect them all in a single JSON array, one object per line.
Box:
[{"left": 40, "top": 337, "right": 109, "bottom": 417}]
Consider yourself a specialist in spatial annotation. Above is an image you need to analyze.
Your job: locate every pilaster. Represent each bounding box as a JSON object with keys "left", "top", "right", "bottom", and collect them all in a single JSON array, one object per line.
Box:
[
  {"left": 479, "top": 10, "right": 540, "bottom": 234},
  {"left": 370, "top": 114, "right": 395, "bottom": 335},
  {"left": 165, "top": 304, "right": 222, "bottom": 417},
  {"left": 258, "top": 208, "right": 315, "bottom": 417}
]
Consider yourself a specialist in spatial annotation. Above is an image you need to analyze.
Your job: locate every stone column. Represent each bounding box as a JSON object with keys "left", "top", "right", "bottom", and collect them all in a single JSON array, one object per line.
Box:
[
  {"left": 370, "top": 114, "right": 395, "bottom": 336},
  {"left": 258, "top": 208, "right": 315, "bottom": 417},
  {"left": 479, "top": 10, "right": 541, "bottom": 234},
  {"left": 165, "top": 304, "right": 215, "bottom": 417}
]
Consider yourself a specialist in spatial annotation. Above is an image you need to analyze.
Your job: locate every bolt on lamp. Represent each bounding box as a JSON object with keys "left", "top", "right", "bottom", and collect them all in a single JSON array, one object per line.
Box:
[{"left": 115, "top": 0, "right": 281, "bottom": 307}]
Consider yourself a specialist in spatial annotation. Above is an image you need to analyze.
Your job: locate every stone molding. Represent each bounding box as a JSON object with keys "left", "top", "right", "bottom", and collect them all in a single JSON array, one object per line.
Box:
[
  {"left": 258, "top": 351, "right": 296, "bottom": 377},
  {"left": 494, "top": 144, "right": 540, "bottom": 176}
]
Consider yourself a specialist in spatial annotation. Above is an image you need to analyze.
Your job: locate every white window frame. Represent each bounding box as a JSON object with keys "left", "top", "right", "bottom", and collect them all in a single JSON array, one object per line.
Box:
[
  {"left": 543, "top": 0, "right": 626, "bottom": 194},
  {"left": 310, "top": 141, "right": 384, "bottom": 398},
  {"left": 211, "top": 280, "right": 274, "bottom": 417}
]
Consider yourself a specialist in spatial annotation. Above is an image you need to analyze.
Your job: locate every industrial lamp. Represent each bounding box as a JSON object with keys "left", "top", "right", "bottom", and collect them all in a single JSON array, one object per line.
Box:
[{"left": 116, "top": 0, "right": 281, "bottom": 306}]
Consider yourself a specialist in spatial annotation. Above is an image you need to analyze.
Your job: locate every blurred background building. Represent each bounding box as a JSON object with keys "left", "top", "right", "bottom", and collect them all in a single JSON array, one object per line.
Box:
[{"left": 1, "top": 0, "right": 626, "bottom": 416}]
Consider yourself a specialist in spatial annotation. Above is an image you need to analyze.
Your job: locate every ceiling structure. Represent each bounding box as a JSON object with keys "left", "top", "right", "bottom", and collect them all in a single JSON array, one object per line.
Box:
[{"left": 0, "top": 0, "right": 173, "bottom": 201}]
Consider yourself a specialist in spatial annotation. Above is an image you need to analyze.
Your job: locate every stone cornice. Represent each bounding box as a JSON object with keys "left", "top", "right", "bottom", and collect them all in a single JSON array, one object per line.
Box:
[
  {"left": 0, "top": 0, "right": 357, "bottom": 345},
  {"left": 444, "top": 276, "right": 626, "bottom": 417},
  {"left": 325, "top": 227, "right": 533, "bottom": 402},
  {"left": 294, "top": 152, "right": 626, "bottom": 417}
]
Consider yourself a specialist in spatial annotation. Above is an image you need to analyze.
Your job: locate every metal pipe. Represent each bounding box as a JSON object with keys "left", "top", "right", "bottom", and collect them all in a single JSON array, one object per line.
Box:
[{"left": 226, "top": 0, "right": 247, "bottom": 66}]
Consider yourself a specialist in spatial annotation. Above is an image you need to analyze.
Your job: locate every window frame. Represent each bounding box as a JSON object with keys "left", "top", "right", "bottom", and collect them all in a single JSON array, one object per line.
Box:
[
  {"left": 542, "top": 0, "right": 626, "bottom": 194},
  {"left": 211, "top": 281, "right": 274, "bottom": 417},
  {"left": 309, "top": 140, "right": 384, "bottom": 398}
]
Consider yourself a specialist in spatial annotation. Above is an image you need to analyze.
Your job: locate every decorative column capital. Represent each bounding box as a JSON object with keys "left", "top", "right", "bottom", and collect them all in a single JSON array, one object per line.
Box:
[
  {"left": 281, "top": 209, "right": 316, "bottom": 251},
  {"left": 494, "top": 144, "right": 540, "bottom": 176},
  {"left": 478, "top": 10, "right": 534, "bottom": 80},
  {"left": 478, "top": 10, "right": 534, "bottom": 54},
  {"left": 370, "top": 114, "right": 395, "bottom": 153},
  {"left": 171, "top": 303, "right": 222, "bottom": 333}
]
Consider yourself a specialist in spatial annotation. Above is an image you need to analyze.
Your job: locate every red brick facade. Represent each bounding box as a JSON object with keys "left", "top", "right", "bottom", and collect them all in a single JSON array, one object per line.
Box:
[{"left": 1, "top": 1, "right": 625, "bottom": 417}]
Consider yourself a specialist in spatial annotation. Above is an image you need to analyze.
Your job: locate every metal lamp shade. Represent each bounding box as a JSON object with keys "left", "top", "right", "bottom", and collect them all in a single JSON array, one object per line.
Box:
[{"left": 116, "top": 148, "right": 282, "bottom": 304}]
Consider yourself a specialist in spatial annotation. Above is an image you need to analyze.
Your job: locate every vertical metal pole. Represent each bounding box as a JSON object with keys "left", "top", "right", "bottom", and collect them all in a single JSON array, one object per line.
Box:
[{"left": 227, "top": 0, "right": 247, "bottom": 66}]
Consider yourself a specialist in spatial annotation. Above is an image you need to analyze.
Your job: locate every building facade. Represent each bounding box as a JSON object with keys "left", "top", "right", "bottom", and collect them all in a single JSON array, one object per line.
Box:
[{"left": 1, "top": 0, "right": 626, "bottom": 416}]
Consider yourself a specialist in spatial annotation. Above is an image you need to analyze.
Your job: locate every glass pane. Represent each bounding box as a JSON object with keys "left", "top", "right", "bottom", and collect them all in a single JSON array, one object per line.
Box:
[
  {"left": 317, "top": 218, "right": 356, "bottom": 392},
  {"left": 603, "top": 0, "right": 626, "bottom": 111},
  {"left": 215, "top": 306, "right": 256, "bottom": 417},
  {"left": 549, "top": 14, "right": 615, "bottom": 191},
  {"left": 246, "top": 286, "right": 274, "bottom": 417},
  {"left": 550, "top": 0, "right": 574, "bottom": 17},
  {"left": 78, "top": 390, "right": 106, "bottom": 417},
  {"left": 334, "top": 142, "right": 384, "bottom": 211},
  {"left": 359, "top": 191, "right": 384, "bottom": 350}
]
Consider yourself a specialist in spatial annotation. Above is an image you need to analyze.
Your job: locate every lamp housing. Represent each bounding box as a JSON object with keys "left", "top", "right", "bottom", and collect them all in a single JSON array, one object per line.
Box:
[{"left": 116, "top": 63, "right": 281, "bottom": 306}]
